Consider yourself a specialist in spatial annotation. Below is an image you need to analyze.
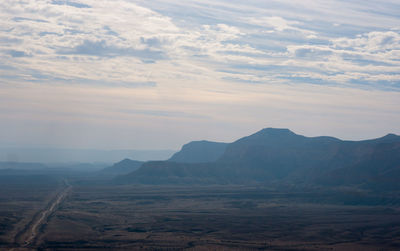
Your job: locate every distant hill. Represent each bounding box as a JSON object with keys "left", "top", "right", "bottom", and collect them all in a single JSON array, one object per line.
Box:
[
  {"left": 0, "top": 161, "right": 48, "bottom": 170},
  {"left": 117, "top": 128, "right": 400, "bottom": 190},
  {"left": 0, "top": 148, "right": 175, "bottom": 163},
  {"left": 116, "top": 161, "right": 248, "bottom": 185},
  {"left": 168, "top": 140, "right": 227, "bottom": 163},
  {"left": 100, "top": 159, "right": 143, "bottom": 176}
]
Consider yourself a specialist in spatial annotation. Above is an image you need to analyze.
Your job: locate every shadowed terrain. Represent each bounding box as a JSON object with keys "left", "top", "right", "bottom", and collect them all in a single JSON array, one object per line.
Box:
[
  {"left": 1, "top": 128, "right": 400, "bottom": 250},
  {"left": 119, "top": 128, "right": 400, "bottom": 190},
  {"left": 20, "top": 185, "right": 400, "bottom": 250}
]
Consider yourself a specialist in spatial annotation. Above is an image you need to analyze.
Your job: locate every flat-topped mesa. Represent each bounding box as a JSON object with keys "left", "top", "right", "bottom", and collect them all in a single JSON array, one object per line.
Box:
[
  {"left": 246, "top": 128, "right": 302, "bottom": 140},
  {"left": 228, "top": 128, "right": 308, "bottom": 148},
  {"left": 168, "top": 140, "right": 228, "bottom": 163},
  {"left": 257, "top": 128, "right": 295, "bottom": 136}
]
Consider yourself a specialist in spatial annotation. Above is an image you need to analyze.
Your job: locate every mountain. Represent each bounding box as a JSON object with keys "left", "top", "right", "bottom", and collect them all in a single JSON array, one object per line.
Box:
[
  {"left": 100, "top": 159, "right": 143, "bottom": 176},
  {"left": 316, "top": 135, "right": 400, "bottom": 189},
  {"left": 117, "top": 128, "right": 400, "bottom": 189},
  {"left": 219, "top": 129, "right": 400, "bottom": 186},
  {"left": 218, "top": 128, "right": 343, "bottom": 180},
  {"left": 168, "top": 140, "right": 228, "bottom": 163}
]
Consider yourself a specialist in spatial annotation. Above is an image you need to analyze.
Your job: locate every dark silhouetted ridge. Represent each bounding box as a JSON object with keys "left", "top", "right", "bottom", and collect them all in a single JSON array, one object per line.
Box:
[
  {"left": 116, "top": 128, "right": 400, "bottom": 190},
  {"left": 168, "top": 140, "right": 227, "bottom": 163},
  {"left": 100, "top": 158, "right": 143, "bottom": 176}
]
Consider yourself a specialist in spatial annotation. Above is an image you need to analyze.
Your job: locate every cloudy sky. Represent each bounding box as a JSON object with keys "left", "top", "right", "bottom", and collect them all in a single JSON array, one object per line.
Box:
[{"left": 1, "top": 0, "right": 399, "bottom": 150}]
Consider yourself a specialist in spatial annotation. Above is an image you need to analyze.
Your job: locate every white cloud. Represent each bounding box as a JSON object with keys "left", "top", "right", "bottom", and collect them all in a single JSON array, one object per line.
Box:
[
  {"left": 332, "top": 31, "right": 400, "bottom": 53},
  {"left": 1, "top": 0, "right": 400, "bottom": 149},
  {"left": 247, "top": 16, "right": 317, "bottom": 39},
  {"left": 1, "top": 0, "right": 399, "bottom": 88},
  {"left": 248, "top": 16, "right": 298, "bottom": 32}
]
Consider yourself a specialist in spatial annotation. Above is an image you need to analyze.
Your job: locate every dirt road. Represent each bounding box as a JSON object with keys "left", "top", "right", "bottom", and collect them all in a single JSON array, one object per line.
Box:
[{"left": 12, "top": 180, "right": 72, "bottom": 249}]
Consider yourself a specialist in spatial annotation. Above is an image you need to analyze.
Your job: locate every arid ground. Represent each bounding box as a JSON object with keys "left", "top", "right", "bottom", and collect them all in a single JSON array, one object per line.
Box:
[{"left": 2, "top": 175, "right": 400, "bottom": 250}]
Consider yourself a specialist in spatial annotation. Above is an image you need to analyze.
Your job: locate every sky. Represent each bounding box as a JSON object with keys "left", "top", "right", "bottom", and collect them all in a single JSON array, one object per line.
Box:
[{"left": 0, "top": 0, "right": 399, "bottom": 151}]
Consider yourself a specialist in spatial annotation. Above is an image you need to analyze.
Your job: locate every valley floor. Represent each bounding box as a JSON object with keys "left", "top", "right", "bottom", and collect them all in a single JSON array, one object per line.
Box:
[{"left": 1, "top": 181, "right": 400, "bottom": 250}]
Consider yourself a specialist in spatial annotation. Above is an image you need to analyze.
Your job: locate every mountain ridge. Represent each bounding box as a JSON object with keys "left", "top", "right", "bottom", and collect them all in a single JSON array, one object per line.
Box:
[
  {"left": 116, "top": 128, "right": 400, "bottom": 189},
  {"left": 168, "top": 140, "right": 228, "bottom": 163},
  {"left": 100, "top": 158, "right": 143, "bottom": 176}
]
